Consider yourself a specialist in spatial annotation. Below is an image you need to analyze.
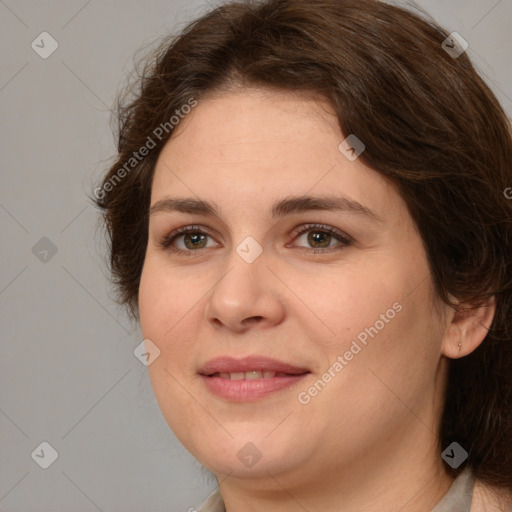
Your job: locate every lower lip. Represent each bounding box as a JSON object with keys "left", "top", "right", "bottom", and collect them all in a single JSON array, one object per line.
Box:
[{"left": 200, "top": 374, "right": 309, "bottom": 402}]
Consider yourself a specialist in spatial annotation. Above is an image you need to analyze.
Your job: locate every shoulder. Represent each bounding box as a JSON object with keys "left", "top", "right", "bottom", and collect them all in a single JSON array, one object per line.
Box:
[{"left": 470, "top": 478, "right": 512, "bottom": 512}]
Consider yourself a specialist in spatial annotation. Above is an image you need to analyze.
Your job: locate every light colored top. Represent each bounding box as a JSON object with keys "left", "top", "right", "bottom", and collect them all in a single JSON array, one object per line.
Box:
[
  {"left": 196, "top": 467, "right": 475, "bottom": 512},
  {"left": 431, "top": 468, "right": 474, "bottom": 512}
]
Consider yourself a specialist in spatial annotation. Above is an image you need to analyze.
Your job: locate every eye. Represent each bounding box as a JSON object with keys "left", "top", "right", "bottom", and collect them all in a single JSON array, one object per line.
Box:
[
  {"left": 159, "top": 225, "right": 217, "bottom": 255},
  {"left": 158, "top": 223, "right": 352, "bottom": 255},
  {"left": 289, "top": 223, "right": 352, "bottom": 253}
]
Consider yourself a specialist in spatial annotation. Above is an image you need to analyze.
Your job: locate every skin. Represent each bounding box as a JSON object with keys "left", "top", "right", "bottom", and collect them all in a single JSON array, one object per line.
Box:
[{"left": 138, "top": 87, "right": 496, "bottom": 512}]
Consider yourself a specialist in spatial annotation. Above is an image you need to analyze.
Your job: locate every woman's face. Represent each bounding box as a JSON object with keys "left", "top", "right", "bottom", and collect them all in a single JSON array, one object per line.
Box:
[{"left": 139, "top": 88, "right": 452, "bottom": 487}]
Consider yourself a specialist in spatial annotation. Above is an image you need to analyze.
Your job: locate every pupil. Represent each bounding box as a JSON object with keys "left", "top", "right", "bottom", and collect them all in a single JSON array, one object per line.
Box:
[
  {"left": 309, "top": 231, "right": 330, "bottom": 248},
  {"left": 185, "top": 233, "right": 206, "bottom": 249}
]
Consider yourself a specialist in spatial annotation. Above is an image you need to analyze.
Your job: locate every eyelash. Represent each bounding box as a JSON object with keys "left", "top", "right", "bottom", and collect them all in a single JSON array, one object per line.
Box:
[{"left": 158, "top": 223, "right": 352, "bottom": 256}]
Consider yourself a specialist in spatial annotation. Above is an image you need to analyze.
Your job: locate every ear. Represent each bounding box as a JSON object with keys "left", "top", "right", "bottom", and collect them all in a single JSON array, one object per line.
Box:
[{"left": 441, "top": 295, "right": 496, "bottom": 359}]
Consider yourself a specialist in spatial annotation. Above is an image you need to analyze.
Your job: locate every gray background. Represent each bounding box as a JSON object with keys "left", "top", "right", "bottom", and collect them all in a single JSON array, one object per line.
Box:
[{"left": 1, "top": 1, "right": 510, "bottom": 511}]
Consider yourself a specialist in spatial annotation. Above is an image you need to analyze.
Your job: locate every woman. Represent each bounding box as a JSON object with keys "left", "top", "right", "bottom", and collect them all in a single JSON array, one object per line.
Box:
[{"left": 94, "top": 0, "right": 512, "bottom": 510}]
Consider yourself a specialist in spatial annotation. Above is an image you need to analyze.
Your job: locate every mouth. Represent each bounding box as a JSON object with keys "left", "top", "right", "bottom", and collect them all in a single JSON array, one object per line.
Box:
[
  {"left": 208, "top": 370, "right": 303, "bottom": 380},
  {"left": 198, "top": 356, "right": 311, "bottom": 402}
]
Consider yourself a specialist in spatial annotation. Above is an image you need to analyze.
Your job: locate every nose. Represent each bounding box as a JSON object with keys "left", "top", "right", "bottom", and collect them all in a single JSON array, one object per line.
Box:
[{"left": 203, "top": 245, "right": 286, "bottom": 333}]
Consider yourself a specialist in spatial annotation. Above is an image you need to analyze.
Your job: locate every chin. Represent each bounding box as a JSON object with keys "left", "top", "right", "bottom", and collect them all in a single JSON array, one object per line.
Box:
[{"left": 189, "top": 430, "right": 305, "bottom": 479}]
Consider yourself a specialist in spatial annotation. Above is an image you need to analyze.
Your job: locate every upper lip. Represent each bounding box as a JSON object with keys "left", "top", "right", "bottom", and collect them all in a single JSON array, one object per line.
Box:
[{"left": 198, "top": 356, "right": 310, "bottom": 376}]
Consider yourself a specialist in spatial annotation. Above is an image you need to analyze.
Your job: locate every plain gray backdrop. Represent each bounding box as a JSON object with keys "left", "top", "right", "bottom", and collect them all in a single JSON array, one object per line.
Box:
[{"left": 1, "top": 1, "right": 511, "bottom": 511}]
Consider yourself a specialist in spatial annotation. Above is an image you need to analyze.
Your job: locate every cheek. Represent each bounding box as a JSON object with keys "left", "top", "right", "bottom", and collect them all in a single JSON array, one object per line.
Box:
[
  {"left": 139, "top": 264, "right": 201, "bottom": 439},
  {"left": 296, "top": 263, "right": 403, "bottom": 350},
  {"left": 325, "top": 282, "right": 440, "bottom": 415},
  {"left": 300, "top": 294, "right": 440, "bottom": 446},
  {"left": 139, "top": 270, "right": 163, "bottom": 343},
  {"left": 138, "top": 258, "right": 200, "bottom": 377},
  {"left": 305, "top": 258, "right": 438, "bottom": 384},
  {"left": 138, "top": 257, "right": 187, "bottom": 340}
]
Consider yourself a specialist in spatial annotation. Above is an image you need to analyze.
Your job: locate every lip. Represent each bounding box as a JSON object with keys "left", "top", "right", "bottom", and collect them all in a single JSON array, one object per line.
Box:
[
  {"left": 198, "top": 356, "right": 311, "bottom": 402},
  {"left": 198, "top": 355, "right": 310, "bottom": 376}
]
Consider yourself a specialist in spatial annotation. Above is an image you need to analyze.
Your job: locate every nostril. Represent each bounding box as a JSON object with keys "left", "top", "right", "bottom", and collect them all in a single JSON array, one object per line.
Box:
[{"left": 246, "top": 316, "right": 263, "bottom": 324}]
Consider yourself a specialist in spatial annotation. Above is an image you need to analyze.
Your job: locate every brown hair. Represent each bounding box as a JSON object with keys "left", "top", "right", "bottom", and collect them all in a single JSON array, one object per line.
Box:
[{"left": 93, "top": 0, "right": 512, "bottom": 497}]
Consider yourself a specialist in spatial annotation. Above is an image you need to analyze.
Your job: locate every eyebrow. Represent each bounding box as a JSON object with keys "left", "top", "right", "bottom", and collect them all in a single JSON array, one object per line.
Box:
[{"left": 149, "top": 194, "right": 384, "bottom": 223}]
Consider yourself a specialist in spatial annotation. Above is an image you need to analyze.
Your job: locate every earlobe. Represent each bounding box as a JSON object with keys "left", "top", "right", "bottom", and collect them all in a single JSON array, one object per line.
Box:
[{"left": 441, "top": 296, "right": 496, "bottom": 359}]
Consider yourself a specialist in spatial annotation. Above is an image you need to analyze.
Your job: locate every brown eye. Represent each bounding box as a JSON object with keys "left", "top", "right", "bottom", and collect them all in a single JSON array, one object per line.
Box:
[
  {"left": 306, "top": 230, "right": 334, "bottom": 249},
  {"left": 182, "top": 232, "right": 208, "bottom": 250},
  {"left": 290, "top": 224, "right": 352, "bottom": 253},
  {"left": 159, "top": 225, "right": 217, "bottom": 255}
]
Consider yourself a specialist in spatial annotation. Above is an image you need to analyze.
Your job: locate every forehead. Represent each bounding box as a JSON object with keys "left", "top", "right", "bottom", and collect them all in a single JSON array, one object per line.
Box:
[
  {"left": 160, "top": 89, "right": 336, "bottom": 160},
  {"left": 151, "top": 89, "right": 402, "bottom": 223}
]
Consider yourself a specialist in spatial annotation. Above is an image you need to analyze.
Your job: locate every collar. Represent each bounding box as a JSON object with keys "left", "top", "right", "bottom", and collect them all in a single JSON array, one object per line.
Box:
[{"left": 197, "top": 467, "right": 474, "bottom": 512}]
